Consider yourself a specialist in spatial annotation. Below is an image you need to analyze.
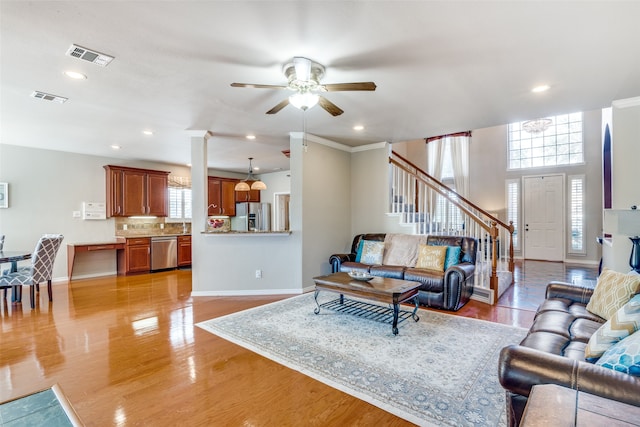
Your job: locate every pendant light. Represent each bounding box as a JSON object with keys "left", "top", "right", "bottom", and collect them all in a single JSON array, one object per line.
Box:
[{"left": 235, "top": 157, "right": 267, "bottom": 191}]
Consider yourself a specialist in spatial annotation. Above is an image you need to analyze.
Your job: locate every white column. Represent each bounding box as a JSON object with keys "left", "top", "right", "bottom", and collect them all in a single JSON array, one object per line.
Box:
[{"left": 188, "top": 130, "right": 211, "bottom": 292}]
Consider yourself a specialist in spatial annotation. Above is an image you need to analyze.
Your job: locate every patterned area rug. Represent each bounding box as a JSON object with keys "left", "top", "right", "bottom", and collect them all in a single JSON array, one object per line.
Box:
[{"left": 197, "top": 293, "right": 527, "bottom": 426}]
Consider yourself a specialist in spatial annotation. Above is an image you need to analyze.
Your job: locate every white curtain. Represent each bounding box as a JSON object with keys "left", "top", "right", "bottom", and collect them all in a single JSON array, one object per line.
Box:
[
  {"left": 449, "top": 134, "right": 470, "bottom": 198},
  {"left": 427, "top": 139, "right": 445, "bottom": 222},
  {"left": 426, "top": 133, "right": 470, "bottom": 231}
]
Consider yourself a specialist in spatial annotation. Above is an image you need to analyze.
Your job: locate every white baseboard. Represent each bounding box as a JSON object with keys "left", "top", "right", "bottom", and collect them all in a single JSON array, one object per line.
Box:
[{"left": 192, "top": 288, "right": 305, "bottom": 297}]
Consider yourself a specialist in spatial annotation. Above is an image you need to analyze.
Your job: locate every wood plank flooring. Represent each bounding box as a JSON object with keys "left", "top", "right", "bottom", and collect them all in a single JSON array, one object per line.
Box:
[{"left": 0, "top": 260, "right": 597, "bottom": 426}]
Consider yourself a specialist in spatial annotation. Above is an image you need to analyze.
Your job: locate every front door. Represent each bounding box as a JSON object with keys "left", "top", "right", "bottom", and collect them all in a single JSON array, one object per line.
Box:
[{"left": 523, "top": 174, "right": 564, "bottom": 261}]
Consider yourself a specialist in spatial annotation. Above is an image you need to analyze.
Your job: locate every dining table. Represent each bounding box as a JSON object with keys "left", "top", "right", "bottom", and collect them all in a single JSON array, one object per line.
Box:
[{"left": 0, "top": 250, "right": 32, "bottom": 302}]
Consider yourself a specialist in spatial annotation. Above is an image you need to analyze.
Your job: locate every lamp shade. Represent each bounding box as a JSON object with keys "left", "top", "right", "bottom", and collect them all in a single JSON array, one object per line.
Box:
[
  {"left": 289, "top": 92, "right": 319, "bottom": 111},
  {"left": 250, "top": 180, "right": 267, "bottom": 190},
  {"left": 234, "top": 181, "right": 250, "bottom": 191}
]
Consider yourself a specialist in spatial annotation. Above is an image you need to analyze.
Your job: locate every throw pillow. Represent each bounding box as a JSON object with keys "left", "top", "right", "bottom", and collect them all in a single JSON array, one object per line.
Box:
[
  {"left": 382, "top": 233, "right": 426, "bottom": 266},
  {"left": 415, "top": 245, "right": 448, "bottom": 272},
  {"left": 444, "top": 246, "right": 462, "bottom": 270},
  {"left": 585, "top": 294, "right": 640, "bottom": 362},
  {"left": 354, "top": 239, "right": 365, "bottom": 262},
  {"left": 359, "top": 240, "right": 385, "bottom": 265},
  {"left": 595, "top": 330, "right": 640, "bottom": 376},
  {"left": 586, "top": 268, "right": 640, "bottom": 320}
]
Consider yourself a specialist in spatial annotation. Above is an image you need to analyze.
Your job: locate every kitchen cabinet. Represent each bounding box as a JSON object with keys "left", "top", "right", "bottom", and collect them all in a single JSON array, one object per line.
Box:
[
  {"left": 104, "top": 165, "right": 170, "bottom": 217},
  {"left": 117, "top": 237, "right": 151, "bottom": 274},
  {"left": 177, "top": 235, "right": 192, "bottom": 267},
  {"left": 235, "top": 183, "right": 261, "bottom": 203},
  {"left": 208, "top": 177, "right": 237, "bottom": 216}
]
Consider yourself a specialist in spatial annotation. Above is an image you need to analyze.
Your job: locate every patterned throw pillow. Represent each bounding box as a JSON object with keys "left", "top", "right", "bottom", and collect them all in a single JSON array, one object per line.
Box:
[
  {"left": 585, "top": 294, "right": 640, "bottom": 362},
  {"left": 586, "top": 268, "right": 640, "bottom": 320},
  {"left": 415, "top": 245, "right": 448, "bottom": 272},
  {"left": 358, "top": 240, "right": 385, "bottom": 265},
  {"left": 595, "top": 330, "right": 640, "bottom": 376},
  {"left": 444, "top": 246, "right": 462, "bottom": 270}
]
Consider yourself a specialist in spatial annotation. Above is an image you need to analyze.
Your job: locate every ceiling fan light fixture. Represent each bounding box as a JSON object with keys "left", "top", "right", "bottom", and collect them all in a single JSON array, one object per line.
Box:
[
  {"left": 523, "top": 118, "right": 553, "bottom": 133},
  {"left": 289, "top": 92, "right": 319, "bottom": 111}
]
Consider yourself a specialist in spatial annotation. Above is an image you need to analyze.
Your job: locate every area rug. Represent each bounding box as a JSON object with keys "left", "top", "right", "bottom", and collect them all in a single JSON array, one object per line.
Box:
[{"left": 196, "top": 293, "right": 527, "bottom": 426}]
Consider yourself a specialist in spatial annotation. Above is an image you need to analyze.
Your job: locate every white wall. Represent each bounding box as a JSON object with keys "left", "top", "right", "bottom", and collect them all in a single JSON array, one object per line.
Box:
[
  {"left": 0, "top": 144, "right": 191, "bottom": 280},
  {"left": 602, "top": 97, "right": 640, "bottom": 272}
]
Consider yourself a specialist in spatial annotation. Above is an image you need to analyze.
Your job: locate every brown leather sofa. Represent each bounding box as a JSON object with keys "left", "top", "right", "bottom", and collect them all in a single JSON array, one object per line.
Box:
[
  {"left": 498, "top": 281, "right": 640, "bottom": 426},
  {"left": 329, "top": 233, "right": 477, "bottom": 311}
]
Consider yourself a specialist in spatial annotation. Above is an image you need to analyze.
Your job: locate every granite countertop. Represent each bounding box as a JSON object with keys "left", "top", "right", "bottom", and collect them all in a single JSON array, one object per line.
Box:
[
  {"left": 117, "top": 233, "right": 191, "bottom": 238},
  {"left": 202, "top": 231, "right": 291, "bottom": 236}
]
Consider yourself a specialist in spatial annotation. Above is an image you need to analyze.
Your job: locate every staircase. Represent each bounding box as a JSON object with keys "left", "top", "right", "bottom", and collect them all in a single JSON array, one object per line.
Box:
[{"left": 389, "top": 151, "right": 515, "bottom": 304}]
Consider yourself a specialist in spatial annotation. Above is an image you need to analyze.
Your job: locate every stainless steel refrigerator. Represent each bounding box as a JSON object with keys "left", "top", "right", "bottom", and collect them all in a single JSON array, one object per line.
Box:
[{"left": 233, "top": 202, "right": 271, "bottom": 232}]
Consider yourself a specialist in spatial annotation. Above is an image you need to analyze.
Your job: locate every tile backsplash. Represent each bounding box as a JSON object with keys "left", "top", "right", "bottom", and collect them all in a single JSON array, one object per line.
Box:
[{"left": 115, "top": 217, "right": 191, "bottom": 236}]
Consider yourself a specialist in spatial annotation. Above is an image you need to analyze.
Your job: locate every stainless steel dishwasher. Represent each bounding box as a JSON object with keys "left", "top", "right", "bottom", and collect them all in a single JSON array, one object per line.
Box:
[{"left": 151, "top": 236, "right": 178, "bottom": 271}]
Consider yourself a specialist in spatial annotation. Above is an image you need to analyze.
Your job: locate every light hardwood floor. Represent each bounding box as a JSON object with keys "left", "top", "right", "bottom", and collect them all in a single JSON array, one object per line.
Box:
[{"left": 0, "top": 261, "right": 597, "bottom": 426}]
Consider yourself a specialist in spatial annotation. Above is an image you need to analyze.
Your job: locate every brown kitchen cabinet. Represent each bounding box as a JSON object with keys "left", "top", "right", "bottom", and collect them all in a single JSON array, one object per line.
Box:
[
  {"left": 177, "top": 235, "right": 192, "bottom": 267},
  {"left": 207, "top": 177, "right": 237, "bottom": 216},
  {"left": 117, "top": 237, "right": 151, "bottom": 274},
  {"left": 105, "top": 165, "right": 170, "bottom": 217},
  {"left": 235, "top": 182, "right": 261, "bottom": 203}
]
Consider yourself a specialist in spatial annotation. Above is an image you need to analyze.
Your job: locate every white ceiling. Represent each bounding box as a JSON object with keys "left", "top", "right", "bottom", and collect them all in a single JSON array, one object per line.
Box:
[{"left": 2, "top": 1, "right": 640, "bottom": 174}]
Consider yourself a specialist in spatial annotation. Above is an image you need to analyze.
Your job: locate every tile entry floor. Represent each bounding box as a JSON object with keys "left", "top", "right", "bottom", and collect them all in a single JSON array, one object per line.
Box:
[{"left": 498, "top": 259, "right": 599, "bottom": 311}]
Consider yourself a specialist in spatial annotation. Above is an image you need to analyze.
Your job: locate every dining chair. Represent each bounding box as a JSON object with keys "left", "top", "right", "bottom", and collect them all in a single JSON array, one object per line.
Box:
[{"left": 0, "top": 234, "right": 64, "bottom": 309}]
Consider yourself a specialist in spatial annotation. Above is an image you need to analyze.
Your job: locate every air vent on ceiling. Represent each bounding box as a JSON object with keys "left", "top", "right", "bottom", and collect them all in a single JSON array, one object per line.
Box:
[
  {"left": 65, "top": 44, "right": 114, "bottom": 67},
  {"left": 31, "top": 91, "right": 68, "bottom": 103}
]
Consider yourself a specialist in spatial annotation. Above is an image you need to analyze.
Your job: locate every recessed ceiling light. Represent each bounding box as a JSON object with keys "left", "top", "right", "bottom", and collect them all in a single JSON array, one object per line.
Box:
[
  {"left": 353, "top": 125, "right": 364, "bottom": 131},
  {"left": 531, "top": 85, "right": 550, "bottom": 93},
  {"left": 187, "top": 163, "right": 192, "bottom": 167},
  {"left": 246, "top": 134, "right": 256, "bottom": 140},
  {"left": 64, "top": 70, "right": 87, "bottom": 80},
  {"left": 143, "top": 130, "right": 153, "bottom": 136},
  {"left": 111, "top": 145, "right": 121, "bottom": 150}
]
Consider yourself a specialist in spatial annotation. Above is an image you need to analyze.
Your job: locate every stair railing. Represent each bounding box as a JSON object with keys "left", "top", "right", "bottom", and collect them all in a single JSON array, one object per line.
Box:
[{"left": 389, "top": 151, "right": 515, "bottom": 303}]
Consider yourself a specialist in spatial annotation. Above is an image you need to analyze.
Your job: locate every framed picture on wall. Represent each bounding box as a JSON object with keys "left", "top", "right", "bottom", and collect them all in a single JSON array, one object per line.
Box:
[{"left": 0, "top": 182, "right": 8, "bottom": 208}]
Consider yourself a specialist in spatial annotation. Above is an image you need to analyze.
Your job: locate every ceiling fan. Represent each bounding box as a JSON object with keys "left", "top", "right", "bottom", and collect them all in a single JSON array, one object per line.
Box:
[{"left": 231, "top": 57, "right": 376, "bottom": 116}]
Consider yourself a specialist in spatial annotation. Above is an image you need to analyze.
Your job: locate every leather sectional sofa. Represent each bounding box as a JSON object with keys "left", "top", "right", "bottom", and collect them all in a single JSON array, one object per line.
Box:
[
  {"left": 498, "top": 281, "right": 640, "bottom": 426},
  {"left": 329, "top": 233, "right": 478, "bottom": 311}
]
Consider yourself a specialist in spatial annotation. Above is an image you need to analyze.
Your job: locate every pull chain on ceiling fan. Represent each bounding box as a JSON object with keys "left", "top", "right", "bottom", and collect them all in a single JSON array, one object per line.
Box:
[{"left": 231, "top": 56, "right": 376, "bottom": 116}]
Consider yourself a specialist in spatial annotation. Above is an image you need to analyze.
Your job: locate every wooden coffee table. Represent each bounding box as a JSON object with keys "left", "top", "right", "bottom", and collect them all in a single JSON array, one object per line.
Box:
[{"left": 312, "top": 272, "right": 421, "bottom": 335}]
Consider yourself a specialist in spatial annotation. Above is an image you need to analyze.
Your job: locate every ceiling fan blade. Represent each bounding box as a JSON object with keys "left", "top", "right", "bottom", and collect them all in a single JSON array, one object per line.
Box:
[
  {"left": 231, "top": 82, "right": 288, "bottom": 89},
  {"left": 318, "top": 96, "right": 344, "bottom": 116},
  {"left": 322, "top": 82, "right": 377, "bottom": 92},
  {"left": 266, "top": 98, "right": 290, "bottom": 114}
]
